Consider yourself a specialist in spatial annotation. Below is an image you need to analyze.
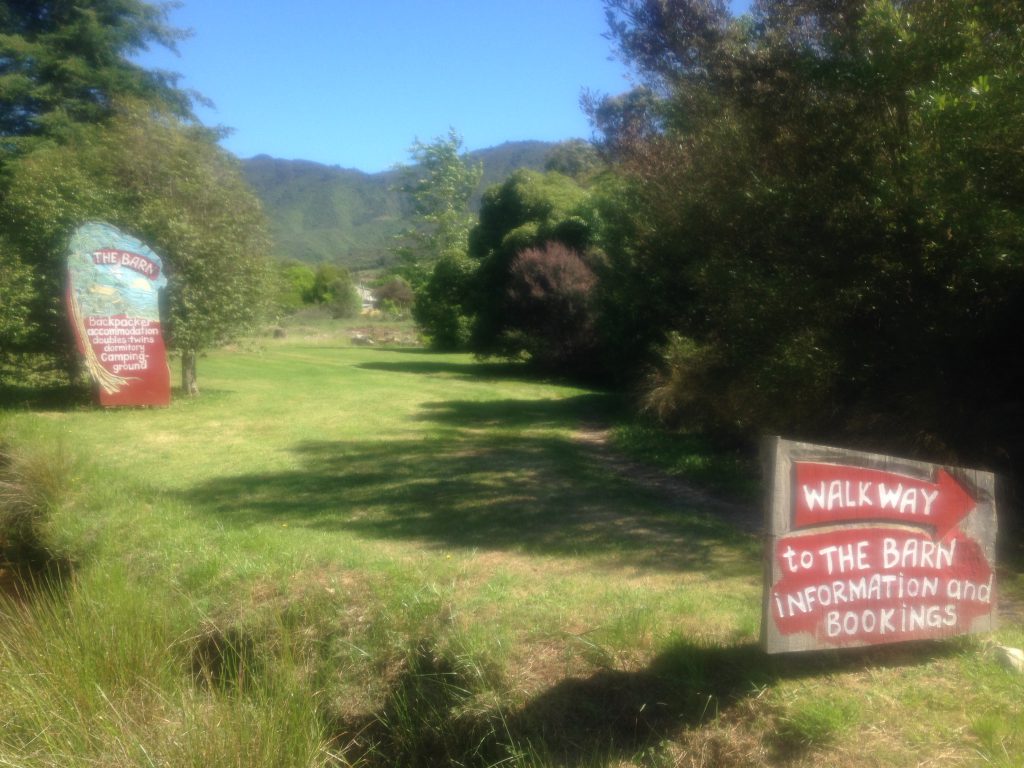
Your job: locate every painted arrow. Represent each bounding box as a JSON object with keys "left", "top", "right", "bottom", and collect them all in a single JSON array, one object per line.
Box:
[{"left": 793, "top": 462, "right": 976, "bottom": 538}]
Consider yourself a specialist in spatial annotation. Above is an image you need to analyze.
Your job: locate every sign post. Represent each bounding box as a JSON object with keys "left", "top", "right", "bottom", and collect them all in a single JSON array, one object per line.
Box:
[
  {"left": 66, "top": 222, "right": 171, "bottom": 407},
  {"left": 763, "top": 437, "right": 997, "bottom": 654}
]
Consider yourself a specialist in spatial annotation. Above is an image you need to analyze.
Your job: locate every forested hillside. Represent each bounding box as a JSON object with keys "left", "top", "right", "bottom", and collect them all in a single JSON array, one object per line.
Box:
[{"left": 242, "top": 141, "right": 556, "bottom": 270}]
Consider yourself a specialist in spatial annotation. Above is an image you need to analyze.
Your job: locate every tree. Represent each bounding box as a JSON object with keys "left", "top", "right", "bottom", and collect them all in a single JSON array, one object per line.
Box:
[
  {"left": 0, "top": 0, "right": 194, "bottom": 151},
  {"left": 308, "top": 263, "right": 342, "bottom": 304},
  {"left": 374, "top": 276, "right": 414, "bottom": 319},
  {"left": 594, "top": 0, "right": 1024, "bottom": 464},
  {"left": 395, "top": 129, "right": 482, "bottom": 280},
  {"left": 0, "top": 0, "right": 200, "bottom": 377},
  {"left": 394, "top": 129, "right": 482, "bottom": 346},
  {"left": 0, "top": 240, "right": 35, "bottom": 373},
  {"left": 544, "top": 139, "right": 603, "bottom": 181},
  {"left": 466, "top": 169, "right": 596, "bottom": 362},
  {"left": 374, "top": 277, "right": 414, "bottom": 309},
  {"left": 0, "top": 2, "right": 272, "bottom": 395},
  {"left": 326, "top": 270, "right": 361, "bottom": 319},
  {"left": 1, "top": 103, "right": 273, "bottom": 395},
  {"left": 412, "top": 254, "right": 475, "bottom": 350}
]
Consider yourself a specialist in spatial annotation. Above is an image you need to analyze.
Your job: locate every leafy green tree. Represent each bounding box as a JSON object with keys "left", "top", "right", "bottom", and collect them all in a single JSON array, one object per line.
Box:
[
  {"left": 294, "top": 262, "right": 360, "bottom": 317},
  {"left": 326, "top": 271, "right": 361, "bottom": 319},
  {"left": 1, "top": 103, "right": 272, "bottom": 394},
  {"left": 275, "top": 260, "right": 317, "bottom": 312},
  {"left": 394, "top": 129, "right": 482, "bottom": 346},
  {"left": 0, "top": 1, "right": 273, "bottom": 395},
  {"left": 307, "top": 263, "right": 341, "bottom": 304},
  {"left": 0, "top": 240, "right": 35, "bottom": 367},
  {"left": 0, "top": 0, "right": 200, "bottom": 376},
  {"left": 544, "top": 139, "right": 603, "bottom": 181},
  {"left": 413, "top": 253, "right": 475, "bottom": 350}
]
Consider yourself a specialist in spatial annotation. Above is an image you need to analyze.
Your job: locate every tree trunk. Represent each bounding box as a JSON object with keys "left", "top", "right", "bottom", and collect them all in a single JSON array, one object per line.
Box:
[{"left": 181, "top": 349, "right": 199, "bottom": 396}]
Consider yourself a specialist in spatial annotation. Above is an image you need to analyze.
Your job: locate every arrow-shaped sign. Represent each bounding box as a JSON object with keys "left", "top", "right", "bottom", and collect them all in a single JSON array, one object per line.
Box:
[{"left": 793, "top": 462, "right": 976, "bottom": 538}]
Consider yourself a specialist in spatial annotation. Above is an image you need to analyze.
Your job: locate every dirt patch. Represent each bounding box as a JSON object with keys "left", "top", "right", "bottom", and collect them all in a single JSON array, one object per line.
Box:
[
  {"left": 349, "top": 327, "right": 421, "bottom": 347},
  {"left": 0, "top": 565, "right": 21, "bottom": 601},
  {"left": 0, "top": 557, "right": 73, "bottom": 602},
  {"left": 573, "top": 424, "right": 763, "bottom": 535}
]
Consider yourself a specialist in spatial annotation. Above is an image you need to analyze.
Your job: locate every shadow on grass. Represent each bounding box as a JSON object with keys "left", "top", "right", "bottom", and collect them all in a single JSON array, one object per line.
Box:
[
  {"left": 357, "top": 358, "right": 549, "bottom": 384},
  {"left": 183, "top": 391, "right": 753, "bottom": 574},
  {"left": 0, "top": 382, "right": 92, "bottom": 411},
  {"left": 334, "top": 636, "right": 967, "bottom": 767},
  {"left": 184, "top": 430, "right": 753, "bottom": 574},
  {"left": 414, "top": 393, "right": 623, "bottom": 430},
  {"left": 0, "top": 556, "right": 74, "bottom": 603}
]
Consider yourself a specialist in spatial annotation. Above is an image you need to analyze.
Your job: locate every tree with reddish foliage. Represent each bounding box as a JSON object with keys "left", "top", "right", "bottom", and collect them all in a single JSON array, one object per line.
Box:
[
  {"left": 505, "top": 242, "right": 599, "bottom": 375},
  {"left": 374, "top": 277, "right": 415, "bottom": 315}
]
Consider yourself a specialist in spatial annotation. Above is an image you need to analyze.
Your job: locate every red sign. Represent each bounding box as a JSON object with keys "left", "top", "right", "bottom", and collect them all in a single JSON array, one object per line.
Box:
[
  {"left": 66, "top": 223, "right": 171, "bottom": 407},
  {"left": 763, "top": 439, "right": 997, "bottom": 653},
  {"left": 770, "top": 528, "right": 993, "bottom": 644},
  {"left": 74, "top": 309, "right": 172, "bottom": 407}
]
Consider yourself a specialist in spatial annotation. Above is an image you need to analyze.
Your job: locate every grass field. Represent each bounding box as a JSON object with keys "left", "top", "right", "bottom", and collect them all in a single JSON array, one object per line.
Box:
[{"left": 1, "top": 328, "right": 1022, "bottom": 767}]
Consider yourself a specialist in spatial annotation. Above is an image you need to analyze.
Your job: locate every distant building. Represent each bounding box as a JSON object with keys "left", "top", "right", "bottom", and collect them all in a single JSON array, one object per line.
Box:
[{"left": 357, "top": 285, "right": 377, "bottom": 313}]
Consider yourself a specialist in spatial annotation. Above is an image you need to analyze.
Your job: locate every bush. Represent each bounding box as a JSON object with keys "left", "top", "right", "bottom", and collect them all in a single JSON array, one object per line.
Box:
[
  {"left": 328, "top": 277, "right": 361, "bottom": 319},
  {"left": 375, "top": 278, "right": 415, "bottom": 310},
  {"left": 639, "top": 334, "right": 720, "bottom": 431},
  {"left": 413, "top": 255, "right": 475, "bottom": 350},
  {"left": 640, "top": 329, "right": 840, "bottom": 438}
]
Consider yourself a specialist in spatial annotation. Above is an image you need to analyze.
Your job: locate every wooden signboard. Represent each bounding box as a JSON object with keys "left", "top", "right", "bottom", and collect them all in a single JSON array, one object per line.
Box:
[
  {"left": 763, "top": 437, "right": 997, "bottom": 654},
  {"left": 66, "top": 222, "right": 171, "bottom": 407}
]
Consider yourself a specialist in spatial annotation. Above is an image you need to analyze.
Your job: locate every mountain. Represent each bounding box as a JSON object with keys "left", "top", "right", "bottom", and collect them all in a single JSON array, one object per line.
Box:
[
  {"left": 240, "top": 156, "right": 406, "bottom": 271},
  {"left": 466, "top": 140, "right": 556, "bottom": 196},
  {"left": 241, "top": 140, "right": 558, "bottom": 271}
]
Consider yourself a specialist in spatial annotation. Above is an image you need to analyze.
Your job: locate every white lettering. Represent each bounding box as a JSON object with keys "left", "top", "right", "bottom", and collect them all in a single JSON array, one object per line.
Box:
[
  {"left": 878, "top": 483, "right": 903, "bottom": 509},
  {"left": 803, "top": 483, "right": 827, "bottom": 512}
]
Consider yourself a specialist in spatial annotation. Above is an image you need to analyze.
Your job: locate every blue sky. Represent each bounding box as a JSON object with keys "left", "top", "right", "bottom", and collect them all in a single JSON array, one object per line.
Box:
[{"left": 137, "top": 1, "right": 749, "bottom": 173}]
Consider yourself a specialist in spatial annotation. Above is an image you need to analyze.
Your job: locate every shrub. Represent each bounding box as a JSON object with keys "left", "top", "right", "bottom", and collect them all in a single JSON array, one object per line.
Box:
[
  {"left": 328, "top": 277, "right": 361, "bottom": 319},
  {"left": 640, "top": 327, "right": 841, "bottom": 438},
  {"left": 413, "top": 254, "right": 475, "bottom": 350},
  {"left": 640, "top": 333, "right": 718, "bottom": 430},
  {"left": 375, "top": 277, "right": 415, "bottom": 310}
]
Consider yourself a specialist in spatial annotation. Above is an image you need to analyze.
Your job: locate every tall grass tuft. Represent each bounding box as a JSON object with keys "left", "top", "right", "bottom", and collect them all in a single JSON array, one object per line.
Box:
[
  {"left": 340, "top": 637, "right": 518, "bottom": 768},
  {"left": 0, "top": 566, "right": 331, "bottom": 767},
  {"left": 0, "top": 437, "right": 72, "bottom": 570}
]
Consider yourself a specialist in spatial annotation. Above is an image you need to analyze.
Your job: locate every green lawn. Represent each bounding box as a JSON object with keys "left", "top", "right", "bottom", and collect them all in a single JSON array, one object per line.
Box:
[{"left": 1, "top": 336, "right": 1022, "bottom": 767}]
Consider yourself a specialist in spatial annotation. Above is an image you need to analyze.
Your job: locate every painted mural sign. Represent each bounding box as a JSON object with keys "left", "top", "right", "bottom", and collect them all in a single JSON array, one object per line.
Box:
[
  {"left": 66, "top": 222, "right": 171, "bottom": 407},
  {"left": 762, "top": 437, "right": 997, "bottom": 654}
]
